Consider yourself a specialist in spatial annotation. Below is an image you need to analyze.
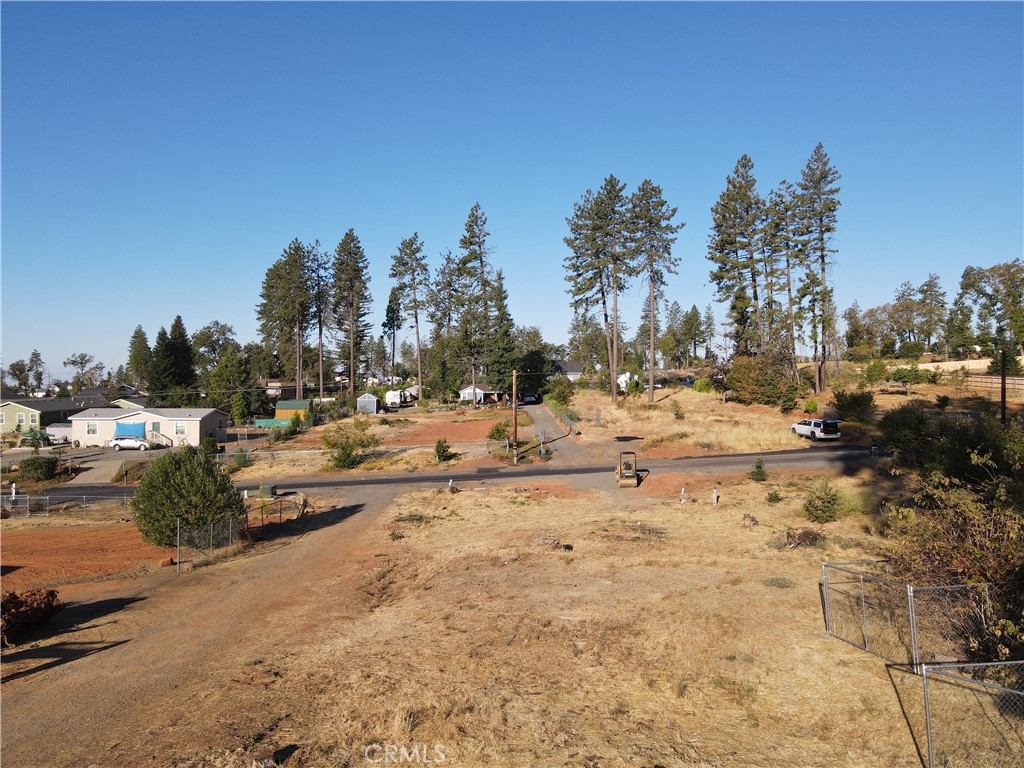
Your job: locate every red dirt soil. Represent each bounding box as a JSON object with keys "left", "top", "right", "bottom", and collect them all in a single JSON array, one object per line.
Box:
[{"left": 0, "top": 526, "right": 175, "bottom": 591}]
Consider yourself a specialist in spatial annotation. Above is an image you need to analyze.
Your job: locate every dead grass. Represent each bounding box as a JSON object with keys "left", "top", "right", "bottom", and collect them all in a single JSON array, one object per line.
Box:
[
  {"left": 572, "top": 388, "right": 806, "bottom": 454},
  {"left": 256, "top": 471, "right": 918, "bottom": 767}
]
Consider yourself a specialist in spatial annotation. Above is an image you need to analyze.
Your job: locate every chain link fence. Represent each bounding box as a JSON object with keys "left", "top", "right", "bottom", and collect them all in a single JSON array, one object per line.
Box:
[
  {"left": 822, "top": 561, "right": 997, "bottom": 668},
  {"left": 922, "top": 662, "right": 1024, "bottom": 768},
  {"left": 175, "top": 515, "right": 244, "bottom": 570},
  {"left": 1, "top": 494, "right": 132, "bottom": 518}
]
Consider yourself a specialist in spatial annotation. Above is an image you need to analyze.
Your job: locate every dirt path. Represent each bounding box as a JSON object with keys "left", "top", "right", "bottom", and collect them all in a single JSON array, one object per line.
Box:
[{"left": 0, "top": 485, "right": 400, "bottom": 767}]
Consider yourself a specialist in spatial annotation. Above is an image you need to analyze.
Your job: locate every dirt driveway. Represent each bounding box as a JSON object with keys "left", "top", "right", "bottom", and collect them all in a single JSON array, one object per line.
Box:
[{"left": 1, "top": 484, "right": 401, "bottom": 768}]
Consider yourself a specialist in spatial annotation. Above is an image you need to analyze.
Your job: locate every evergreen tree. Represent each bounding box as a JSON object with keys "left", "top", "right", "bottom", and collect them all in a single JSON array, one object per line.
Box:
[
  {"left": 306, "top": 240, "right": 332, "bottom": 400},
  {"left": 917, "top": 273, "right": 947, "bottom": 350},
  {"left": 707, "top": 155, "right": 764, "bottom": 357},
  {"left": 566, "top": 310, "right": 607, "bottom": 373},
  {"left": 796, "top": 143, "right": 842, "bottom": 392},
  {"left": 458, "top": 204, "right": 493, "bottom": 384},
  {"left": 205, "top": 340, "right": 246, "bottom": 412},
  {"left": 390, "top": 232, "right": 430, "bottom": 396},
  {"left": 127, "top": 325, "right": 152, "bottom": 391},
  {"left": 332, "top": 229, "right": 372, "bottom": 396},
  {"left": 27, "top": 350, "right": 45, "bottom": 391},
  {"left": 702, "top": 304, "right": 717, "bottom": 359},
  {"left": 957, "top": 260, "right": 1024, "bottom": 357},
  {"left": 485, "top": 271, "right": 517, "bottom": 392},
  {"left": 763, "top": 180, "right": 805, "bottom": 371},
  {"left": 257, "top": 238, "right": 313, "bottom": 397},
  {"left": 680, "top": 304, "right": 705, "bottom": 364},
  {"left": 146, "top": 329, "right": 173, "bottom": 406},
  {"left": 6, "top": 360, "right": 30, "bottom": 394},
  {"left": 564, "top": 175, "right": 632, "bottom": 404},
  {"left": 383, "top": 285, "right": 403, "bottom": 383},
  {"left": 628, "top": 179, "right": 684, "bottom": 401}
]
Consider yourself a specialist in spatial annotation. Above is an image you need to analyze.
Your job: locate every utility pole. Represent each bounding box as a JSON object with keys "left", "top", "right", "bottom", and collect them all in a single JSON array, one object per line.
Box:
[{"left": 512, "top": 369, "right": 518, "bottom": 465}]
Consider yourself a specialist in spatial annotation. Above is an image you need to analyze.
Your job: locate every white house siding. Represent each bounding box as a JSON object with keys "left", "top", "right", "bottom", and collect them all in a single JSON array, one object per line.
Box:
[{"left": 70, "top": 409, "right": 228, "bottom": 447}]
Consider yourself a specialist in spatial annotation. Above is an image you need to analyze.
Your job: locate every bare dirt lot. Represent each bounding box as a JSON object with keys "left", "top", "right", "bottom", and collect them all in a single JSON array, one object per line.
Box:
[{"left": 1, "top": 468, "right": 925, "bottom": 767}]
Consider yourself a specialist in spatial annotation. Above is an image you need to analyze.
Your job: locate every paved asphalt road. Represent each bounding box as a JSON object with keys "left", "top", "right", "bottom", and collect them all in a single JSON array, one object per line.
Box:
[{"left": 38, "top": 443, "right": 873, "bottom": 501}]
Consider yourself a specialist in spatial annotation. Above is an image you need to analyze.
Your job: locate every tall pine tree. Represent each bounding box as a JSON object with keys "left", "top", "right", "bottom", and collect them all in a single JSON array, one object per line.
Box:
[
  {"left": 257, "top": 239, "right": 313, "bottom": 398},
  {"left": 796, "top": 143, "right": 842, "bottom": 392},
  {"left": 628, "top": 179, "right": 684, "bottom": 401},
  {"left": 390, "top": 233, "right": 430, "bottom": 396},
  {"left": 332, "top": 229, "right": 373, "bottom": 396}
]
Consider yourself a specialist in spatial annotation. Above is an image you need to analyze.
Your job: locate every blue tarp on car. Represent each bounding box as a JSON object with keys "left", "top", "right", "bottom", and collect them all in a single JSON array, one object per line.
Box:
[{"left": 113, "top": 422, "right": 146, "bottom": 438}]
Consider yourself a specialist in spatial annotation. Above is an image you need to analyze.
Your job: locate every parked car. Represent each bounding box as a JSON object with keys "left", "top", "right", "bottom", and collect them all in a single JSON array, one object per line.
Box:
[
  {"left": 522, "top": 393, "right": 539, "bottom": 405},
  {"left": 110, "top": 435, "right": 152, "bottom": 451},
  {"left": 791, "top": 418, "right": 841, "bottom": 441}
]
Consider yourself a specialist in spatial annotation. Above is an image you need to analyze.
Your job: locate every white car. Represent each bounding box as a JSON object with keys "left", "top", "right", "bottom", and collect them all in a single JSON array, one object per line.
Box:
[
  {"left": 110, "top": 435, "right": 151, "bottom": 451},
  {"left": 791, "top": 418, "right": 841, "bottom": 441}
]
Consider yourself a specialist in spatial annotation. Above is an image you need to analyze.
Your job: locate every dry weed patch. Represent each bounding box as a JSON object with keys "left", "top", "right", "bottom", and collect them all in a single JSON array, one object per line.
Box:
[
  {"left": 572, "top": 388, "right": 806, "bottom": 455},
  {"left": 281, "top": 475, "right": 916, "bottom": 766}
]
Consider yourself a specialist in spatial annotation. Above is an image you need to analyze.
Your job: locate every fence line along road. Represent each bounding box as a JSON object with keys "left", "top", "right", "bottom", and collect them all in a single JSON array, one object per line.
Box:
[{"left": 968, "top": 373, "right": 1024, "bottom": 393}]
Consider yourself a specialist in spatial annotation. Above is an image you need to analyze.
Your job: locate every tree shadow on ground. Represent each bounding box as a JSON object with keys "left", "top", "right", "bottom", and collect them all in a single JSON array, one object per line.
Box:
[
  {"left": 249, "top": 503, "right": 365, "bottom": 543},
  {"left": 1, "top": 639, "right": 130, "bottom": 683},
  {"left": 887, "top": 663, "right": 928, "bottom": 767}
]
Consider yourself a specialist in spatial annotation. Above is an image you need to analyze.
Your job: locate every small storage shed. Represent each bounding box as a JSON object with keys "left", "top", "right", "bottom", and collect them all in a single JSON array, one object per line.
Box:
[
  {"left": 275, "top": 399, "right": 312, "bottom": 421},
  {"left": 357, "top": 393, "right": 380, "bottom": 414}
]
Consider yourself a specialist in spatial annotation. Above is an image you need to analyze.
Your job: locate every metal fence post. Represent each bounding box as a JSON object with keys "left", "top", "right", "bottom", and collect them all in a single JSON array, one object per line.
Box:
[
  {"left": 860, "top": 573, "right": 869, "bottom": 652},
  {"left": 209, "top": 521, "right": 214, "bottom": 551},
  {"left": 908, "top": 584, "right": 920, "bottom": 673},
  {"left": 922, "top": 665, "right": 934, "bottom": 768},
  {"left": 822, "top": 563, "right": 832, "bottom": 635}
]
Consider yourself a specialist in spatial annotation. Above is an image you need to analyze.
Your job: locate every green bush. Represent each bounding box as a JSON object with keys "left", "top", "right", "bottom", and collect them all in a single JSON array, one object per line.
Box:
[
  {"left": 487, "top": 419, "right": 511, "bottom": 442},
  {"left": 726, "top": 356, "right": 798, "bottom": 409},
  {"left": 17, "top": 456, "right": 58, "bottom": 481},
  {"left": 547, "top": 376, "right": 574, "bottom": 407},
  {"left": 130, "top": 446, "right": 245, "bottom": 546},
  {"left": 693, "top": 378, "right": 714, "bottom": 393},
  {"left": 804, "top": 477, "right": 841, "bottom": 523},
  {"left": 767, "top": 491, "right": 783, "bottom": 504},
  {"left": 199, "top": 436, "right": 219, "bottom": 456},
  {"left": 935, "top": 394, "right": 952, "bottom": 411},
  {"left": 747, "top": 458, "right": 768, "bottom": 482},
  {"left": 830, "top": 389, "right": 876, "bottom": 423},
  {"left": 322, "top": 417, "right": 380, "bottom": 469},
  {"left": 803, "top": 398, "right": 818, "bottom": 414},
  {"left": 435, "top": 438, "right": 455, "bottom": 462}
]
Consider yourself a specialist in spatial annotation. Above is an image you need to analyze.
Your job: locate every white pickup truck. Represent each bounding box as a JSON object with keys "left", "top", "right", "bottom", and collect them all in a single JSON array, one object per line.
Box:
[{"left": 791, "top": 418, "right": 842, "bottom": 441}]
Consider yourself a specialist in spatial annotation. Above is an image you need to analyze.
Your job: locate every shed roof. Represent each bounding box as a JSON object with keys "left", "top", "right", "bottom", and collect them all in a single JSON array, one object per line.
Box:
[{"left": 276, "top": 399, "right": 313, "bottom": 410}]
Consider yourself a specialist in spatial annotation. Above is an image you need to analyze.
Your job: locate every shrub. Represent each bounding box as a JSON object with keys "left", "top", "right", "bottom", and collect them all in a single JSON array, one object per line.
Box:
[
  {"left": 17, "top": 456, "right": 58, "bottom": 481},
  {"left": 766, "top": 491, "right": 783, "bottom": 504},
  {"left": 322, "top": 417, "right": 380, "bottom": 469},
  {"left": 726, "top": 356, "right": 798, "bottom": 409},
  {"left": 935, "top": 394, "right": 952, "bottom": 411},
  {"left": 747, "top": 458, "right": 768, "bottom": 482},
  {"left": 693, "top": 378, "right": 715, "bottom": 393},
  {"left": 547, "top": 376, "right": 574, "bottom": 407},
  {"left": 487, "top": 419, "right": 511, "bottom": 442},
  {"left": 803, "top": 398, "right": 818, "bottom": 414},
  {"left": 1, "top": 588, "right": 64, "bottom": 647},
  {"left": 670, "top": 401, "right": 685, "bottom": 420},
  {"left": 435, "top": 438, "right": 455, "bottom": 462},
  {"left": 830, "top": 389, "right": 876, "bottom": 423},
  {"left": 804, "top": 477, "right": 841, "bottom": 523},
  {"left": 130, "top": 446, "right": 245, "bottom": 546},
  {"left": 290, "top": 413, "right": 303, "bottom": 432},
  {"left": 877, "top": 403, "right": 930, "bottom": 464},
  {"left": 199, "top": 436, "right": 219, "bottom": 456},
  {"left": 226, "top": 448, "right": 252, "bottom": 472}
]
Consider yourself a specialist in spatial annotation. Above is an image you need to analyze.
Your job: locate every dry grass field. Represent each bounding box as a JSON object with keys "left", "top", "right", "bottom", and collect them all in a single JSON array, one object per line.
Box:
[
  {"left": 175, "top": 471, "right": 921, "bottom": 768},
  {"left": 571, "top": 388, "right": 811, "bottom": 454}
]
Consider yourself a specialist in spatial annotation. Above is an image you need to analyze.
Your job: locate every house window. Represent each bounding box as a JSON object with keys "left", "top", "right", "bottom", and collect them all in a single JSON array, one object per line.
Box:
[
  {"left": 30, "top": 414, "right": 38, "bottom": 425},
  {"left": 87, "top": 422, "right": 98, "bottom": 436},
  {"left": 17, "top": 413, "right": 25, "bottom": 425},
  {"left": 174, "top": 422, "right": 186, "bottom": 437},
  {"left": 0, "top": 414, "right": 4, "bottom": 425}
]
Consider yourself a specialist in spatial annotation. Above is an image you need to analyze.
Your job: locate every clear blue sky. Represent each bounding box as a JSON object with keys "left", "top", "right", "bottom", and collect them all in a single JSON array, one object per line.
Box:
[{"left": 2, "top": 1, "right": 1022, "bottom": 381}]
